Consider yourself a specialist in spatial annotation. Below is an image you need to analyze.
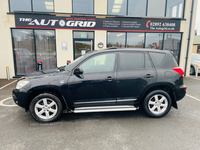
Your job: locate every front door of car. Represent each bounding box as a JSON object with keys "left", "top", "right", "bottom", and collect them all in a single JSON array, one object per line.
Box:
[
  {"left": 116, "top": 52, "right": 156, "bottom": 104},
  {"left": 68, "top": 52, "right": 117, "bottom": 107}
]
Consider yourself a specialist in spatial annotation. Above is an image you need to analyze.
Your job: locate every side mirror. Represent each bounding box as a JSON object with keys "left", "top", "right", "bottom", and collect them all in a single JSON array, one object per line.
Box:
[{"left": 74, "top": 68, "right": 83, "bottom": 75}]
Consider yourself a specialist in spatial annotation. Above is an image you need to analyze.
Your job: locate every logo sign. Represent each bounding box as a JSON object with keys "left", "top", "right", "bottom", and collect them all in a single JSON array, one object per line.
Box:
[
  {"left": 15, "top": 14, "right": 181, "bottom": 32},
  {"left": 98, "top": 42, "right": 104, "bottom": 49}
]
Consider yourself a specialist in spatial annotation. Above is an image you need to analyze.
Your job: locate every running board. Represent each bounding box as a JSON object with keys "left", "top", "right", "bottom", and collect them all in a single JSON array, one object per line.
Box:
[{"left": 74, "top": 105, "right": 139, "bottom": 113}]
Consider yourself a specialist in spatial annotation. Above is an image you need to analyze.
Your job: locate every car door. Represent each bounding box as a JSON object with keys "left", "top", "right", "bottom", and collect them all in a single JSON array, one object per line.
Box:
[
  {"left": 116, "top": 52, "right": 156, "bottom": 104},
  {"left": 68, "top": 52, "right": 117, "bottom": 107}
]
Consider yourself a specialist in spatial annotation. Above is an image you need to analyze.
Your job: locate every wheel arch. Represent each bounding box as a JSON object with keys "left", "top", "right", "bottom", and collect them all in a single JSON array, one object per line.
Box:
[
  {"left": 138, "top": 83, "right": 178, "bottom": 109},
  {"left": 25, "top": 86, "right": 68, "bottom": 111}
]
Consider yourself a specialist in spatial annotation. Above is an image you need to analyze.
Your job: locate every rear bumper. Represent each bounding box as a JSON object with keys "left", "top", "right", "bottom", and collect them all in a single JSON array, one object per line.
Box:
[{"left": 176, "top": 85, "right": 186, "bottom": 101}]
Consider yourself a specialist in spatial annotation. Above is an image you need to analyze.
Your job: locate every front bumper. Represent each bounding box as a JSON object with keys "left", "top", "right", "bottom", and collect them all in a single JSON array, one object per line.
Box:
[{"left": 12, "top": 89, "right": 28, "bottom": 109}]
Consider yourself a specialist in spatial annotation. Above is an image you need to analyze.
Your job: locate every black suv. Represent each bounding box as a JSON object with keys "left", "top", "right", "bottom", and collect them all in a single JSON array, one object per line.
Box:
[{"left": 13, "top": 49, "right": 186, "bottom": 122}]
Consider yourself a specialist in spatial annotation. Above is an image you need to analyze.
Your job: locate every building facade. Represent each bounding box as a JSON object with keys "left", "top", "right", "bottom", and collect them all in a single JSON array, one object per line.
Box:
[{"left": 0, "top": 0, "right": 198, "bottom": 78}]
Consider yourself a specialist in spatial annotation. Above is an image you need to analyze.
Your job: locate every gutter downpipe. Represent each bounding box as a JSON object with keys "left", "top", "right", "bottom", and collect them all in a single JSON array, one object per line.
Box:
[{"left": 185, "top": 0, "right": 195, "bottom": 76}]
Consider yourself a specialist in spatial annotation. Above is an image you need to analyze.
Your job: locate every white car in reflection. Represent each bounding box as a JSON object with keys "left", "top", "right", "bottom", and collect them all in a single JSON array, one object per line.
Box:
[{"left": 190, "top": 53, "right": 200, "bottom": 75}]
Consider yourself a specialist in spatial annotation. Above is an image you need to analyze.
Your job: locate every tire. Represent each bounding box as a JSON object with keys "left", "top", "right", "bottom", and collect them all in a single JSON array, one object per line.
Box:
[
  {"left": 190, "top": 66, "right": 195, "bottom": 75},
  {"left": 29, "top": 93, "right": 63, "bottom": 122},
  {"left": 143, "top": 90, "right": 172, "bottom": 118}
]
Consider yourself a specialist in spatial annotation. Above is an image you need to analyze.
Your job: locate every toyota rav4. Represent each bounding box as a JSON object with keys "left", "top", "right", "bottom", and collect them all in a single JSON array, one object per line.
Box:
[{"left": 12, "top": 48, "right": 186, "bottom": 122}]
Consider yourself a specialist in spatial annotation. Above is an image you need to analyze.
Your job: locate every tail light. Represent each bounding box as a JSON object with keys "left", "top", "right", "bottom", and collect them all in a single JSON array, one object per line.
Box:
[{"left": 173, "top": 67, "right": 184, "bottom": 78}]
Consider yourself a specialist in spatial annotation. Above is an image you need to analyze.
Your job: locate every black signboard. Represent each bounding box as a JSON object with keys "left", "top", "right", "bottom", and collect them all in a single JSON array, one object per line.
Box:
[{"left": 15, "top": 14, "right": 180, "bottom": 32}]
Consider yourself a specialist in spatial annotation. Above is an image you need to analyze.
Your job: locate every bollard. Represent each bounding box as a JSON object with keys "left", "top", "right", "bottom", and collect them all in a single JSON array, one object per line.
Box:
[
  {"left": 6, "top": 66, "right": 10, "bottom": 80},
  {"left": 196, "top": 65, "right": 199, "bottom": 77},
  {"left": 67, "top": 60, "right": 71, "bottom": 65}
]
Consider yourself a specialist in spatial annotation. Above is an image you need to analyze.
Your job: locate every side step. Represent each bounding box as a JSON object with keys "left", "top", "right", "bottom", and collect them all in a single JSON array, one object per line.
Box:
[{"left": 74, "top": 105, "right": 139, "bottom": 113}]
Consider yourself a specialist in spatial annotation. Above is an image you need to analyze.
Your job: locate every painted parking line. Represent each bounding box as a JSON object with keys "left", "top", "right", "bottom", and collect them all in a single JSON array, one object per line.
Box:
[
  {"left": 192, "top": 78, "right": 200, "bottom": 81},
  {"left": 0, "top": 97, "right": 17, "bottom": 107},
  {"left": 186, "top": 94, "right": 200, "bottom": 102},
  {"left": 0, "top": 80, "right": 17, "bottom": 90}
]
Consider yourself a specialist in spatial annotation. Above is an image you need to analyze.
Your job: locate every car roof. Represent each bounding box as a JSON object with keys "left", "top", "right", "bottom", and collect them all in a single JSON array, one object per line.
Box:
[{"left": 93, "top": 48, "right": 170, "bottom": 54}]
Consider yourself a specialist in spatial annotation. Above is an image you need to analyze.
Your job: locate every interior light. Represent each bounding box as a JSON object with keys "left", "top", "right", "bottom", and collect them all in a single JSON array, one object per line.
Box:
[
  {"left": 112, "top": 9, "right": 120, "bottom": 13},
  {"left": 117, "top": 33, "right": 124, "bottom": 37},
  {"left": 114, "top": 0, "right": 123, "bottom": 4},
  {"left": 45, "top": 1, "right": 53, "bottom": 10},
  {"left": 113, "top": 5, "right": 121, "bottom": 9},
  {"left": 47, "top": 31, "right": 53, "bottom": 35},
  {"left": 20, "top": 31, "right": 31, "bottom": 34}
]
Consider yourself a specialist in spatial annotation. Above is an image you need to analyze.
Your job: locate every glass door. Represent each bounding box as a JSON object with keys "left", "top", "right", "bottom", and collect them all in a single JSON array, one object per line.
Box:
[
  {"left": 74, "top": 40, "right": 93, "bottom": 59},
  {"left": 73, "top": 31, "right": 94, "bottom": 60}
]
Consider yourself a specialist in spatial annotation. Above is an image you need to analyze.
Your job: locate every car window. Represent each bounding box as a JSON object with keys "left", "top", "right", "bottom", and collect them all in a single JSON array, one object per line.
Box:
[
  {"left": 118, "top": 52, "right": 144, "bottom": 70},
  {"left": 149, "top": 52, "right": 165, "bottom": 68},
  {"left": 145, "top": 54, "right": 153, "bottom": 69},
  {"left": 79, "top": 53, "right": 116, "bottom": 74}
]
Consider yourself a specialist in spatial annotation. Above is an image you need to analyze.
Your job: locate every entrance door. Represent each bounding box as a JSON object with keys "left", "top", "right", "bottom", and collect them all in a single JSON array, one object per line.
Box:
[
  {"left": 73, "top": 31, "right": 94, "bottom": 60},
  {"left": 74, "top": 40, "right": 93, "bottom": 59}
]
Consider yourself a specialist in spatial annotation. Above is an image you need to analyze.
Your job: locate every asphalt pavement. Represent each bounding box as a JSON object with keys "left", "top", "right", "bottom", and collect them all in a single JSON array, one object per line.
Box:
[{"left": 0, "top": 77, "right": 200, "bottom": 150}]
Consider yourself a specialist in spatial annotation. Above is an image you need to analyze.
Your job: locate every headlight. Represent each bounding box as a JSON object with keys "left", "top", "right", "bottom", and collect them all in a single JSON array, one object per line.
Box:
[{"left": 16, "top": 80, "right": 29, "bottom": 89}]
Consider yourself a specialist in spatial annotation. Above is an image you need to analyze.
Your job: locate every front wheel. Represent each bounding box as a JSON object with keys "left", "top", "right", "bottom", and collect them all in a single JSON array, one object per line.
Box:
[
  {"left": 29, "top": 93, "right": 63, "bottom": 122},
  {"left": 143, "top": 90, "right": 171, "bottom": 118}
]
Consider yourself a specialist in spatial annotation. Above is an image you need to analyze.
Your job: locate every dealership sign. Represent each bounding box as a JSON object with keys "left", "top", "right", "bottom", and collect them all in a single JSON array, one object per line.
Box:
[{"left": 15, "top": 14, "right": 181, "bottom": 32}]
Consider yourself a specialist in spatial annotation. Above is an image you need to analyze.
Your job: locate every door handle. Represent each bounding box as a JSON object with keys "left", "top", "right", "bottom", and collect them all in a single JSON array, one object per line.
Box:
[
  {"left": 106, "top": 76, "right": 113, "bottom": 82},
  {"left": 144, "top": 74, "right": 154, "bottom": 78}
]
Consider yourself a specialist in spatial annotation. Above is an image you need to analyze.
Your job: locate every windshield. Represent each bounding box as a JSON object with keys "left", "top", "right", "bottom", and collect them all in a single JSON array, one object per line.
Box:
[
  {"left": 64, "top": 51, "right": 94, "bottom": 71},
  {"left": 192, "top": 54, "right": 200, "bottom": 61}
]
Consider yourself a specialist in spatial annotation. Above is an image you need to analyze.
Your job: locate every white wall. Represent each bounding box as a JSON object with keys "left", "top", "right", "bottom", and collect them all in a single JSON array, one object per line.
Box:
[{"left": 0, "top": 0, "right": 15, "bottom": 79}]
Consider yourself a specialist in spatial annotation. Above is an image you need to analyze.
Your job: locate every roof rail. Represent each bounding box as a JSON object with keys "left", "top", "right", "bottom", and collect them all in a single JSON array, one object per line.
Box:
[{"left": 107, "top": 47, "right": 118, "bottom": 49}]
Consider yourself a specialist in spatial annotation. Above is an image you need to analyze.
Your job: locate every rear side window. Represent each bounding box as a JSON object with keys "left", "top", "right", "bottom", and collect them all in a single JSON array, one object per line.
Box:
[
  {"left": 118, "top": 52, "right": 144, "bottom": 70},
  {"left": 149, "top": 52, "right": 165, "bottom": 68}
]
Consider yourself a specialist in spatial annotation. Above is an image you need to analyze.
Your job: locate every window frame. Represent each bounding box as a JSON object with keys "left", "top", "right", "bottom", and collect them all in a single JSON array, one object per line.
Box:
[
  {"left": 106, "top": 0, "right": 185, "bottom": 18},
  {"left": 73, "top": 30, "right": 95, "bottom": 60},
  {"left": 11, "top": 28, "right": 57, "bottom": 77},
  {"left": 9, "top": 0, "right": 55, "bottom": 13},
  {"left": 106, "top": 31, "right": 182, "bottom": 65},
  {"left": 72, "top": 0, "right": 94, "bottom": 15}
]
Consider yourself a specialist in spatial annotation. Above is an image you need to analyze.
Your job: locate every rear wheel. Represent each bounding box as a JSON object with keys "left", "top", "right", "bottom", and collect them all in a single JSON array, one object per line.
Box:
[
  {"left": 29, "top": 93, "right": 63, "bottom": 122},
  {"left": 143, "top": 90, "right": 171, "bottom": 118}
]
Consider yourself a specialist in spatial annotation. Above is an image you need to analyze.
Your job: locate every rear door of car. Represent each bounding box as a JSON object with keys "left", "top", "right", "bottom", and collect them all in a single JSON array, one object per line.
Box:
[{"left": 116, "top": 51, "right": 157, "bottom": 104}]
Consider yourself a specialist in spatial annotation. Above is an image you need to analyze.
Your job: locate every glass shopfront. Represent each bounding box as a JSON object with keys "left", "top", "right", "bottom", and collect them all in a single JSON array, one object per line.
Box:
[
  {"left": 12, "top": 29, "right": 56, "bottom": 76},
  {"left": 107, "top": 32, "right": 182, "bottom": 64}
]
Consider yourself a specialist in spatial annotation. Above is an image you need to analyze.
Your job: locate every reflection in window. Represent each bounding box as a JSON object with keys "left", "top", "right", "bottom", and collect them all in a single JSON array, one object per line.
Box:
[
  {"left": 127, "top": 33, "right": 144, "bottom": 48},
  {"left": 73, "top": 0, "right": 93, "bottom": 14},
  {"left": 145, "top": 33, "right": 163, "bottom": 50},
  {"left": 74, "top": 31, "right": 94, "bottom": 39},
  {"left": 166, "top": 0, "right": 184, "bottom": 18},
  {"left": 80, "top": 53, "right": 116, "bottom": 73},
  {"left": 12, "top": 29, "right": 35, "bottom": 75},
  {"left": 128, "top": 0, "right": 146, "bottom": 17},
  {"left": 108, "top": 0, "right": 127, "bottom": 16},
  {"left": 147, "top": 0, "right": 165, "bottom": 17},
  {"left": 9, "top": 0, "right": 31, "bottom": 12},
  {"left": 119, "top": 53, "right": 144, "bottom": 70},
  {"left": 107, "top": 32, "right": 126, "bottom": 48},
  {"left": 35, "top": 30, "right": 56, "bottom": 70},
  {"left": 33, "top": 0, "right": 54, "bottom": 12},
  {"left": 163, "top": 33, "right": 181, "bottom": 62}
]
